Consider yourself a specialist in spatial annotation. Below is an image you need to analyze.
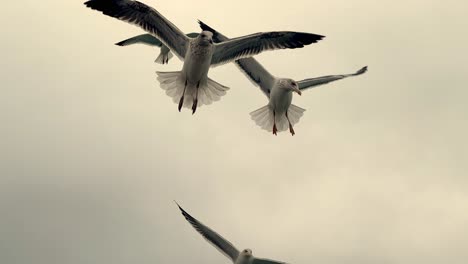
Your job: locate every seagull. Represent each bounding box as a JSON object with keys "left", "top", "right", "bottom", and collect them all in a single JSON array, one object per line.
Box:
[
  {"left": 175, "top": 201, "right": 286, "bottom": 264},
  {"left": 115, "top": 33, "right": 199, "bottom": 64},
  {"left": 199, "top": 21, "right": 368, "bottom": 135},
  {"left": 84, "top": 0, "right": 324, "bottom": 114}
]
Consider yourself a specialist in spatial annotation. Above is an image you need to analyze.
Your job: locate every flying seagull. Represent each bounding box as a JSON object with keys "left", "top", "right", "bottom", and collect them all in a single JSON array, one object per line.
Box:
[
  {"left": 84, "top": 0, "right": 324, "bottom": 114},
  {"left": 175, "top": 202, "right": 286, "bottom": 264},
  {"left": 199, "top": 21, "right": 367, "bottom": 135},
  {"left": 115, "top": 33, "right": 199, "bottom": 64}
]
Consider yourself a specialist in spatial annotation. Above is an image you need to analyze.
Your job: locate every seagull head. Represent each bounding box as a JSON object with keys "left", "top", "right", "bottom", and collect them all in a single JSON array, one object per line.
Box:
[
  {"left": 281, "top": 79, "right": 302, "bottom": 96},
  {"left": 199, "top": 30, "right": 214, "bottom": 45},
  {"left": 241, "top": 249, "right": 253, "bottom": 257}
]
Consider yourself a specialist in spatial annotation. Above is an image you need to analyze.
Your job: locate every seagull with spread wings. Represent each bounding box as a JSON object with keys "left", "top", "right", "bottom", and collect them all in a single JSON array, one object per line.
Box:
[
  {"left": 175, "top": 202, "right": 286, "bottom": 264},
  {"left": 84, "top": 0, "right": 324, "bottom": 114},
  {"left": 198, "top": 21, "right": 367, "bottom": 135}
]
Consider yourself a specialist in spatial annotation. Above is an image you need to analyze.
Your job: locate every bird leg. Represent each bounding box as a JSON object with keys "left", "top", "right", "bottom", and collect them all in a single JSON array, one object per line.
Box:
[
  {"left": 272, "top": 111, "right": 278, "bottom": 136},
  {"left": 178, "top": 80, "right": 188, "bottom": 112},
  {"left": 285, "top": 112, "right": 295, "bottom": 136},
  {"left": 192, "top": 81, "right": 200, "bottom": 114}
]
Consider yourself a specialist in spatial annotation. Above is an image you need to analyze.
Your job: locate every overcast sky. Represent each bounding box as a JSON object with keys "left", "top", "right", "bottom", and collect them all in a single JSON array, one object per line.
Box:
[{"left": 1, "top": 0, "right": 467, "bottom": 264}]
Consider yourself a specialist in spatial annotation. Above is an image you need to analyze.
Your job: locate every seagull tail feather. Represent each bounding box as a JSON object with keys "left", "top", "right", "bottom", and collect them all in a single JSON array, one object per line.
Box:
[
  {"left": 250, "top": 105, "right": 274, "bottom": 132},
  {"left": 156, "top": 72, "right": 230, "bottom": 109},
  {"left": 287, "top": 104, "right": 306, "bottom": 127},
  {"left": 201, "top": 77, "right": 230, "bottom": 107},
  {"left": 156, "top": 71, "right": 185, "bottom": 105},
  {"left": 155, "top": 50, "right": 174, "bottom": 64},
  {"left": 250, "top": 104, "right": 305, "bottom": 133}
]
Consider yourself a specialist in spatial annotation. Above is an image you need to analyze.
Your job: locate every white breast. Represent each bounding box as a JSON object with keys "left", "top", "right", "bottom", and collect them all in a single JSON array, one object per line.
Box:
[
  {"left": 269, "top": 82, "right": 293, "bottom": 114},
  {"left": 182, "top": 40, "right": 213, "bottom": 85}
]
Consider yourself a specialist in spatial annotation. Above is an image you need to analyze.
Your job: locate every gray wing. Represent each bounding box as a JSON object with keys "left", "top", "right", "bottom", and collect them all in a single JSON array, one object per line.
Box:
[
  {"left": 115, "top": 33, "right": 163, "bottom": 46},
  {"left": 198, "top": 20, "right": 275, "bottom": 98},
  {"left": 298, "top": 66, "right": 368, "bottom": 91},
  {"left": 175, "top": 202, "right": 240, "bottom": 262},
  {"left": 210, "top": 30, "right": 324, "bottom": 66},
  {"left": 84, "top": 0, "right": 189, "bottom": 59},
  {"left": 252, "top": 258, "right": 287, "bottom": 264}
]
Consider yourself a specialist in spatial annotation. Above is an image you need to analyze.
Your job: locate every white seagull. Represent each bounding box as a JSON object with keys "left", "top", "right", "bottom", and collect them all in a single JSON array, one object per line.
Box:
[
  {"left": 198, "top": 21, "right": 368, "bottom": 135},
  {"left": 115, "top": 33, "right": 199, "bottom": 64},
  {"left": 175, "top": 202, "right": 286, "bottom": 264},
  {"left": 84, "top": 0, "right": 324, "bottom": 114}
]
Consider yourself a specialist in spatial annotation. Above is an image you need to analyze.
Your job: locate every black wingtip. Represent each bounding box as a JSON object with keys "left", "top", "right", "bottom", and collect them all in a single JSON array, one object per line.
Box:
[
  {"left": 198, "top": 20, "right": 215, "bottom": 34},
  {"left": 197, "top": 19, "right": 205, "bottom": 27},
  {"left": 356, "top": 66, "right": 368, "bottom": 75},
  {"left": 115, "top": 41, "right": 125, "bottom": 46},
  {"left": 174, "top": 200, "right": 184, "bottom": 211},
  {"left": 84, "top": 0, "right": 124, "bottom": 15},
  {"left": 174, "top": 201, "right": 193, "bottom": 221},
  {"left": 305, "top": 32, "right": 325, "bottom": 44},
  {"left": 84, "top": 0, "right": 96, "bottom": 8}
]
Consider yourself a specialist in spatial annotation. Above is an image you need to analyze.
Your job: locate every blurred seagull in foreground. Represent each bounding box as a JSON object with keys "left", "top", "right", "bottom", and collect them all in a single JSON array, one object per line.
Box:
[
  {"left": 84, "top": 0, "right": 324, "bottom": 114},
  {"left": 199, "top": 21, "right": 368, "bottom": 135},
  {"left": 175, "top": 202, "right": 287, "bottom": 264}
]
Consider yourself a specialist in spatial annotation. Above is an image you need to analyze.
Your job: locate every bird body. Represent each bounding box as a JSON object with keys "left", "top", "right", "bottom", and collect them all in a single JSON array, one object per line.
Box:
[
  {"left": 269, "top": 80, "right": 294, "bottom": 115},
  {"left": 182, "top": 34, "right": 214, "bottom": 86},
  {"left": 251, "top": 83, "right": 304, "bottom": 135},
  {"left": 158, "top": 31, "right": 225, "bottom": 112},
  {"left": 264, "top": 79, "right": 302, "bottom": 135}
]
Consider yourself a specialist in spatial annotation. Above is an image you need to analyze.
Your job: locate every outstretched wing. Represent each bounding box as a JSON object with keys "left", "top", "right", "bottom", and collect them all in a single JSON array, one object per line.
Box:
[
  {"left": 115, "top": 33, "right": 163, "bottom": 46},
  {"left": 175, "top": 202, "right": 240, "bottom": 262},
  {"left": 253, "top": 258, "right": 287, "bottom": 264},
  {"left": 199, "top": 20, "right": 275, "bottom": 98},
  {"left": 298, "top": 66, "right": 368, "bottom": 91},
  {"left": 84, "top": 0, "right": 189, "bottom": 58},
  {"left": 210, "top": 30, "right": 324, "bottom": 66}
]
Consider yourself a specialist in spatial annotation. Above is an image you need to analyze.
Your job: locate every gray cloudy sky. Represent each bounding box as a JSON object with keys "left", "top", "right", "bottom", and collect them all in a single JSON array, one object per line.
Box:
[{"left": 1, "top": 0, "right": 467, "bottom": 263}]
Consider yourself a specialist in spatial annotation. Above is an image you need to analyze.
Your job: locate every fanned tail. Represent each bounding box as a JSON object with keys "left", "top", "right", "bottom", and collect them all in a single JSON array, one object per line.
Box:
[
  {"left": 250, "top": 104, "right": 305, "bottom": 133},
  {"left": 287, "top": 104, "right": 306, "bottom": 127},
  {"left": 199, "top": 77, "right": 230, "bottom": 106},
  {"left": 156, "top": 71, "right": 185, "bottom": 105},
  {"left": 156, "top": 71, "right": 229, "bottom": 110},
  {"left": 250, "top": 105, "right": 274, "bottom": 131}
]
